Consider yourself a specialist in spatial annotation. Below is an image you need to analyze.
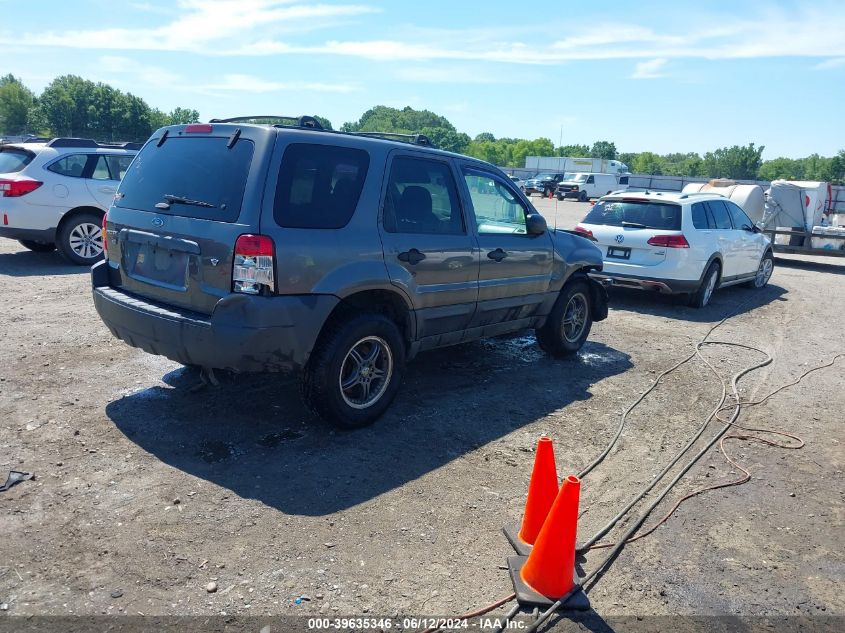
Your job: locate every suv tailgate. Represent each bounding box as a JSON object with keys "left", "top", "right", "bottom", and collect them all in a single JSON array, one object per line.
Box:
[
  {"left": 104, "top": 125, "right": 274, "bottom": 315},
  {"left": 580, "top": 199, "right": 682, "bottom": 267}
]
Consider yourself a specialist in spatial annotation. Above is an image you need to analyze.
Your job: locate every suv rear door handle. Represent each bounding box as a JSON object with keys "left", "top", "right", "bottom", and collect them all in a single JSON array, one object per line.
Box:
[
  {"left": 398, "top": 248, "right": 426, "bottom": 265},
  {"left": 487, "top": 248, "right": 508, "bottom": 262}
]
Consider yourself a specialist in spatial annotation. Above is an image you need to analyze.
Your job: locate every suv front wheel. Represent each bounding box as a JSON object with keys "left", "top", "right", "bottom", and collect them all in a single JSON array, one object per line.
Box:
[
  {"left": 302, "top": 313, "right": 405, "bottom": 429},
  {"left": 536, "top": 279, "right": 593, "bottom": 357}
]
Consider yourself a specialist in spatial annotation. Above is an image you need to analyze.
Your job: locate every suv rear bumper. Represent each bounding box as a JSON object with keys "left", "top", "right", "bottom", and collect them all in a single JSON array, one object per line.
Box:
[
  {"left": 91, "top": 261, "right": 338, "bottom": 373},
  {"left": 588, "top": 271, "right": 700, "bottom": 294},
  {"left": 0, "top": 226, "right": 57, "bottom": 243}
]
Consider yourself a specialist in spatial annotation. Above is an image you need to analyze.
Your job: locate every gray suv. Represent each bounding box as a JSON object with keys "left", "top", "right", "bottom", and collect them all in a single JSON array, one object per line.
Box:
[{"left": 92, "top": 116, "right": 609, "bottom": 428}]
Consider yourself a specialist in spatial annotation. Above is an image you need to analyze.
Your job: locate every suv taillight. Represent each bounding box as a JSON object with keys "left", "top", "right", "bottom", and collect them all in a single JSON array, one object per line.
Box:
[
  {"left": 0, "top": 178, "right": 42, "bottom": 197},
  {"left": 102, "top": 212, "right": 108, "bottom": 256},
  {"left": 233, "top": 234, "right": 275, "bottom": 295},
  {"left": 647, "top": 234, "right": 690, "bottom": 248},
  {"left": 574, "top": 224, "right": 593, "bottom": 238}
]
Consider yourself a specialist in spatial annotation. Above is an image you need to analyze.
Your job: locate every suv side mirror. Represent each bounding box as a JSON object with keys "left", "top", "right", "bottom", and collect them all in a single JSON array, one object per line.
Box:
[{"left": 526, "top": 213, "right": 547, "bottom": 235}]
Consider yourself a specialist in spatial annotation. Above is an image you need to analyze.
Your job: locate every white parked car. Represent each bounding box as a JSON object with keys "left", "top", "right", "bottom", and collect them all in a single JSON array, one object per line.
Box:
[
  {"left": 0, "top": 138, "right": 139, "bottom": 264},
  {"left": 508, "top": 174, "right": 525, "bottom": 189},
  {"left": 577, "top": 191, "right": 773, "bottom": 307},
  {"left": 555, "top": 172, "right": 628, "bottom": 202}
]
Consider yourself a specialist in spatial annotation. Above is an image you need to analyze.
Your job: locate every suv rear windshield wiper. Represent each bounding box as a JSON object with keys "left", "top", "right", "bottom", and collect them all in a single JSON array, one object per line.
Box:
[
  {"left": 620, "top": 221, "right": 647, "bottom": 228},
  {"left": 162, "top": 194, "right": 216, "bottom": 208}
]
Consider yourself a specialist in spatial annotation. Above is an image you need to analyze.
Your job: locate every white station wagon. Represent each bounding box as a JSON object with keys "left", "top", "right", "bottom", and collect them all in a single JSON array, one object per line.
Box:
[{"left": 577, "top": 191, "right": 774, "bottom": 307}]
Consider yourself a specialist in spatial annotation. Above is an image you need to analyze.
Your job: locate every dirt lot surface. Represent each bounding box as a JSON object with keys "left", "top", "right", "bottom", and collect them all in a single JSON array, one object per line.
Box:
[{"left": 1, "top": 198, "right": 843, "bottom": 631}]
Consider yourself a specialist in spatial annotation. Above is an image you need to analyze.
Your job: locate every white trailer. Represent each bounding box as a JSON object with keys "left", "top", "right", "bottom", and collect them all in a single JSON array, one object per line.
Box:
[{"left": 524, "top": 156, "right": 630, "bottom": 175}]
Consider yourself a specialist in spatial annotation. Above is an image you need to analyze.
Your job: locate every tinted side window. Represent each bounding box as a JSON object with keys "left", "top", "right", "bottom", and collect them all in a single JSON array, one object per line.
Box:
[
  {"left": 106, "top": 155, "right": 134, "bottom": 180},
  {"left": 726, "top": 201, "right": 753, "bottom": 230},
  {"left": 383, "top": 157, "right": 464, "bottom": 235},
  {"left": 706, "top": 200, "right": 733, "bottom": 229},
  {"left": 47, "top": 154, "right": 89, "bottom": 178},
  {"left": 691, "top": 202, "right": 715, "bottom": 229},
  {"left": 274, "top": 143, "right": 369, "bottom": 229},
  {"left": 618, "top": 176, "right": 629, "bottom": 185},
  {"left": 586, "top": 175, "right": 595, "bottom": 184},
  {"left": 91, "top": 156, "right": 111, "bottom": 180}
]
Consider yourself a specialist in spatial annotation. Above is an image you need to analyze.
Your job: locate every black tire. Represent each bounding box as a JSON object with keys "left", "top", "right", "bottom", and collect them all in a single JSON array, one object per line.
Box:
[
  {"left": 688, "top": 261, "right": 721, "bottom": 308},
  {"left": 535, "top": 278, "right": 593, "bottom": 357},
  {"left": 578, "top": 190, "right": 587, "bottom": 202},
  {"left": 301, "top": 313, "right": 405, "bottom": 429},
  {"left": 18, "top": 239, "right": 55, "bottom": 253},
  {"left": 556, "top": 193, "right": 564, "bottom": 201},
  {"left": 57, "top": 212, "right": 105, "bottom": 265},
  {"left": 745, "top": 251, "right": 774, "bottom": 289}
]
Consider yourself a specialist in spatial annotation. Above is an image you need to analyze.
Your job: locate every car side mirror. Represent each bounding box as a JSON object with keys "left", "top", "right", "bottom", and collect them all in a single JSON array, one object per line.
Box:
[{"left": 526, "top": 213, "right": 547, "bottom": 235}]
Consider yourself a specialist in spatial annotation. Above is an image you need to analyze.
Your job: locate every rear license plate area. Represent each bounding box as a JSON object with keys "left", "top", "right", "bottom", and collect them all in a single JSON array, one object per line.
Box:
[
  {"left": 129, "top": 243, "right": 189, "bottom": 290},
  {"left": 607, "top": 246, "right": 631, "bottom": 260}
]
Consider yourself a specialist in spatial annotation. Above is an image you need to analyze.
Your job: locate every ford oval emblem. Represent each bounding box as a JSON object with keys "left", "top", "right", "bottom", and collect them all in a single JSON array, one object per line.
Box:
[
  {"left": 152, "top": 217, "right": 164, "bottom": 228},
  {"left": 615, "top": 234, "right": 624, "bottom": 243}
]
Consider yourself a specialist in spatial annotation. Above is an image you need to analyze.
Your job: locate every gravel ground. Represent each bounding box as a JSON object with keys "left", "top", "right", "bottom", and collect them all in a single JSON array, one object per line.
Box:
[{"left": 1, "top": 199, "right": 843, "bottom": 631}]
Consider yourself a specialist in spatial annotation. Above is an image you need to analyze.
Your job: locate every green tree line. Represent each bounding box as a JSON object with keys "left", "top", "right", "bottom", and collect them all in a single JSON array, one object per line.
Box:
[
  {"left": 2, "top": 74, "right": 843, "bottom": 183},
  {"left": 0, "top": 74, "right": 199, "bottom": 143}
]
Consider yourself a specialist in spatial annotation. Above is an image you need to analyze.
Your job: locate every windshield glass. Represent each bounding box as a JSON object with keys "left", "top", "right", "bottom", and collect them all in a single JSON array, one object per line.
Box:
[
  {"left": 0, "top": 148, "right": 34, "bottom": 173},
  {"left": 583, "top": 200, "right": 682, "bottom": 230},
  {"left": 571, "top": 174, "right": 588, "bottom": 182},
  {"left": 116, "top": 136, "right": 254, "bottom": 222},
  {"left": 535, "top": 173, "right": 555, "bottom": 180}
]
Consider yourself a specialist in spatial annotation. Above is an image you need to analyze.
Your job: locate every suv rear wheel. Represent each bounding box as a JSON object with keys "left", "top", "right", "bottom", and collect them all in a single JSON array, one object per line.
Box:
[
  {"left": 57, "top": 212, "right": 105, "bottom": 265},
  {"left": 689, "top": 261, "right": 720, "bottom": 308},
  {"left": 536, "top": 279, "right": 593, "bottom": 357},
  {"left": 302, "top": 313, "right": 405, "bottom": 429},
  {"left": 18, "top": 240, "right": 55, "bottom": 253}
]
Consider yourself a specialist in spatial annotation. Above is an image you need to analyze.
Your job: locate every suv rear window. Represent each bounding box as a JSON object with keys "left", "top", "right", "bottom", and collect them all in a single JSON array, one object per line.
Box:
[
  {"left": 115, "top": 137, "right": 254, "bottom": 222},
  {"left": 0, "top": 148, "right": 34, "bottom": 173},
  {"left": 583, "top": 199, "right": 682, "bottom": 230},
  {"left": 274, "top": 143, "right": 369, "bottom": 229}
]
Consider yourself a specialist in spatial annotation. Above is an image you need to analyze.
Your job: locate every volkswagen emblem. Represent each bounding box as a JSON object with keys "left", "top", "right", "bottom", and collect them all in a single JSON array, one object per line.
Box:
[
  {"left": 152, "top": 217, "right": 164, "bottom": 228},
  {"left": 615, "top": 234, "right": 624, "bottom": 243}
]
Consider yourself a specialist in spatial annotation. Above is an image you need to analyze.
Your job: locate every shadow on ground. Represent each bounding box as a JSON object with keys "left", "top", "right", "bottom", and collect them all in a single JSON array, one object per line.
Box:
[
  {"left": 106, "top": 337, "right": 632, "bottom": 516},
  {"left": 0, "top": 249, "right": 87, "bottom": 276},
  {"left": 606, "top": 282, "right": 787, "bottom": 323},
  {"left": 775, "top": 256, "right": 845, "bottom": 277}
]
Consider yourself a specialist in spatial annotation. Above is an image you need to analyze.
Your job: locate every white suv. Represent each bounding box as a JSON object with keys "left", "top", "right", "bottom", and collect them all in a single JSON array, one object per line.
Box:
[
  {"left": 577, "top": 191, "right": 773, "bottom": 308},
  {"left": 0, "top": 138, "right": 139, "bottom": 264}
]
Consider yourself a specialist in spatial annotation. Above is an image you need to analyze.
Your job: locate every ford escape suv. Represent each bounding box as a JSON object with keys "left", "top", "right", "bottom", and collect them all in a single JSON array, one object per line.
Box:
[{"left": 92, "top": 116, "right": 609, "bottom": 428}]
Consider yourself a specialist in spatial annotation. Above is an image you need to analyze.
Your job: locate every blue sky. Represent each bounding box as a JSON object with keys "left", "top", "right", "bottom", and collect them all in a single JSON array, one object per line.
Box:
[{"left": 4, "top": 0, "right": 845, "bottom": 158}]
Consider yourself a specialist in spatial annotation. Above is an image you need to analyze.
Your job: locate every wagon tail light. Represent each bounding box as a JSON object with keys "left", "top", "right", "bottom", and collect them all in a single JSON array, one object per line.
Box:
[
  {"left": 102, "top": 213, "right": 108, "bottom": 256},
  {"left": 647, "top": 234, "right": 690, "bottom": 248},
  {"left": 233, "top": 234, "right": 275, "bottom": 295},
  {"left": 574, "top": 224, "right": 594, "bottom": 238},
  {"left": 0, "top": 178, "right": 43, "bottom": 197}
]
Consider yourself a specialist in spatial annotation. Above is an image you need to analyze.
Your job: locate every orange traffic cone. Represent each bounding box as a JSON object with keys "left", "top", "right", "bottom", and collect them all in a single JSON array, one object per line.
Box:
[
  {"left": 503, "top": 437, "right": 558, "bottom": 556},
  {"left": 506, "top": 475, "right": 589, "bottom": 609}
]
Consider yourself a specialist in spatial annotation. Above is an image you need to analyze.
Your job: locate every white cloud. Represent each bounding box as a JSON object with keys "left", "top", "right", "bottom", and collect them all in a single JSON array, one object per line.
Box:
[
  {"left": 631, "top": 58, "right": 668, "bottom": 79},
  {"left": 202, "top": 74, "right": 357, "bottom": 93},
  {"left": 814, "top": 57, "right": 845, "bottom": 70},
  {"left": 13, "top": 0, "right": 378, "bottom": 53},
  {"left": 5, "top": 1, "right": 845, "bottom": 71}
]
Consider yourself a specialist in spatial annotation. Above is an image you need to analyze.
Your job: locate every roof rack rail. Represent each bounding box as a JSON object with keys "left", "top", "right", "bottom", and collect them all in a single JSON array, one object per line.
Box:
[
  {"left": 46, "top": 138, "right": 142, "bottom": 151},
  {"left": 678, "top": 191, "right": 716, "bottom": 200},
  {"left": 354, "top": 132, "right": 433, "bottom": 147},
  {"left": 208, "top": 115, "right": 324, "bottom": 130}
]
